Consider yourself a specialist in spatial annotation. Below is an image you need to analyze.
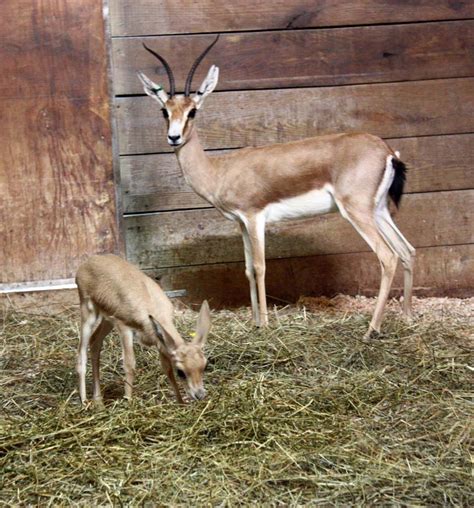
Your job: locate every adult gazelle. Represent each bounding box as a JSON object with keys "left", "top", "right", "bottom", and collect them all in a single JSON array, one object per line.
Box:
[{"left": 138, "top": 37, "right": 415, "bottom": 338}]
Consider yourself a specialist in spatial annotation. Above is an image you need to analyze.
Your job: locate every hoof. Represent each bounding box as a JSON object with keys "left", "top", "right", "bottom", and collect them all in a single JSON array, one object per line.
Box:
[
  {"left": 80, "top": 399, "right": 95, "bottom": 410},
  {"left": 362, "top": 328, "right": 379, "bottom": 342},
  {"left": 92, "top": 397, "right": 104, "bottom": 407}
]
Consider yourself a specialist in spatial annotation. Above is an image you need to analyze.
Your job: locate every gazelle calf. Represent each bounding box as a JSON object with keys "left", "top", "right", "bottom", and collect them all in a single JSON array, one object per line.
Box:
[
  {"left": 138, "top": 37, "right": 416, "bottom": 338},
  {"left": 76, "top": 254, "right": 210, "bottom": 404}
]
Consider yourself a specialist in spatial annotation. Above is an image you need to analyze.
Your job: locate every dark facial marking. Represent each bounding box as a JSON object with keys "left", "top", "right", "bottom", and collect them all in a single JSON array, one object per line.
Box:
[
  {"left": 188, "top": 108, "right": 197, "bottom": 119},
  {"left": 176, "top": 368, "right": 186, "bottom": 379},
  {"left": 162, "top": 109, "right": 169, "bottom": 119}
]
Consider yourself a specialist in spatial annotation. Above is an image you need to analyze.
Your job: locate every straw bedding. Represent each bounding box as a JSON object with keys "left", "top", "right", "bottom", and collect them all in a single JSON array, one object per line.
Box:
[{"left": 1, "top": 297, "right": 472, "bottom": 505}]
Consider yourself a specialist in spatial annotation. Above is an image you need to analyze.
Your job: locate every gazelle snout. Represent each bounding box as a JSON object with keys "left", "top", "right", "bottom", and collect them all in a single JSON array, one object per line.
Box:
[
  {"left": 189, "top": 386, "right": 207, "bottom": 401},
  {"left": 167, "top": 119, "right": 185, "bottom": 146},
  {"left": 168, "top": 134, "right": 182, "bottom": 146}
]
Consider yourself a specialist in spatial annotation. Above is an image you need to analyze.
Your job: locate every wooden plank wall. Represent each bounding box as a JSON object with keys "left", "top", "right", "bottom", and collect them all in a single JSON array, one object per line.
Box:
[
  {"left": 110, "top": 1, "right": 474, "bottom": 306},
  {"left": 0, "top": 0, "right": 119, "bottom": 285}
]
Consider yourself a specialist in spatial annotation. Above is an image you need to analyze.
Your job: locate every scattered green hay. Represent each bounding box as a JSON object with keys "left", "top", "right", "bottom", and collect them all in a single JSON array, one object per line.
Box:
[{"left": 1, "top": 300, "right": 473, "bottom": 506}]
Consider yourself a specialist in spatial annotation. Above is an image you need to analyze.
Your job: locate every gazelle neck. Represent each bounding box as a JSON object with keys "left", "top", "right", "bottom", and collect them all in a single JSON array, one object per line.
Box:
[{"left": 175, "top": 128, "right": 217, "bottom": 204}]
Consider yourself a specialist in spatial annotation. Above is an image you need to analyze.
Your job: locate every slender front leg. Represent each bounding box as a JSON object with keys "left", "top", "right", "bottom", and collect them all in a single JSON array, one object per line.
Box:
[
  {"left": 77, "top": 301, "right": 100, "bottom": 403},
  {"left": 117, "top": 323, "right": 136, "bottom": 399},
  {"left": 159, "top": 351, "right": 185, "bottom": 404},
  {"left": 247, "top": 214, "right": 268, "bottom": 327},
  {"left": 239, "top": 222, "right": 260, "bottom": 325}
]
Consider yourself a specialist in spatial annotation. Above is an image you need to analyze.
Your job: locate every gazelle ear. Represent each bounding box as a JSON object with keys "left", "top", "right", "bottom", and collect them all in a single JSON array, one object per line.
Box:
[
  {"left": 149, "top": 315, "right": 177, "bottom": 353},
  {"left": 137, "top": 72, "right": 169, "bottom": 107},
  {"left": 193, "top": 300, "right": 211, "bottom": 347},
  {"left": 193, "top": 65, "right": 219, "bottom": 109}
]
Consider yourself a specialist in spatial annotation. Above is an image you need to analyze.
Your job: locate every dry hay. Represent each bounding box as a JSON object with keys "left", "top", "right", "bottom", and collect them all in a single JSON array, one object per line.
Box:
[{"left": 1, "top": 297, "right": 473, "bottom": 506}]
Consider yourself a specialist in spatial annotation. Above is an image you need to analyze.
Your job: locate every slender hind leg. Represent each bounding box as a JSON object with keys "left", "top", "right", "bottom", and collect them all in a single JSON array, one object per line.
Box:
[
  {"left": 336, "top": 202, "right": 399, "bottom": 338},
  {"left": 89, "top": 319, "right": 113, "bottom": 401},
  {"left": 376, "top": 207, "right": 416, "bottom": 318},
  {"left": 77, "top": 300, "right": 100, "bottom": 403}
]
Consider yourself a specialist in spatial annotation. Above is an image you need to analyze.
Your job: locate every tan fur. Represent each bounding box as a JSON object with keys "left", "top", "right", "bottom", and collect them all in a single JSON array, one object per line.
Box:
[
  {"left": 180, "top": 128, "right": 391, "bottom": 213},
  {"left": 75, "top": 254, "right": 210, "bottom": 404},
  {"left": 140, "top": 72, "right": 415, "bottom": 338}
]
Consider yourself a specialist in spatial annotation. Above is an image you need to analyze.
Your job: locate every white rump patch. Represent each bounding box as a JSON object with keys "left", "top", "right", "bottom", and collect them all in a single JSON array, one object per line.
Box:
[
  {"left": 374, "top": 155, "right": 395, "bottom": 209},
  {"left": 264, "top": 184, "right": 336, "bottom": 223}
]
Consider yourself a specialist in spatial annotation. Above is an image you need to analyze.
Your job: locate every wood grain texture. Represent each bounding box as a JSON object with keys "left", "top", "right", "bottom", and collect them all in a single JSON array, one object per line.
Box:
[
  {"left": 113, "top": 21, "right": 474, "bottom": 95},
  {"left": 0, "top": 0, "right": 108, "bottom": 100},
  {"left": 0, "top": 97, "right": 117, "bottom": 283},
  {"left": 125, "top": 190, "right": 473, "bottom": 269},
  {"left": 110, "top": 0, "right": 474, "bottom": 36},
  {"left": 0, "top": 0, "right": 118, "bottom": 284},
  {"left": 146, "top": 244, "right": 474, "bottom": 307},
  {"left": 121, "top": 134, "right": 474, "bottom": 213},
  {"left": 109, "top": 1, "right": 474, "bottom": 300},
  {"left": 116, "top": 77, "right": 474, "bottom": 155}
]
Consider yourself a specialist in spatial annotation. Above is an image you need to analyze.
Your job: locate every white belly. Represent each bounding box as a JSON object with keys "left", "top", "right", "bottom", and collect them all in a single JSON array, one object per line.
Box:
[{"left": 264, "top": 186, "right": 337, "bottom": 223}]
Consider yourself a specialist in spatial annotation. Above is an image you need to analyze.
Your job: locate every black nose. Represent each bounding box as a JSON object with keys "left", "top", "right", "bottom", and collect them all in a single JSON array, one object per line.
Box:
[
  {"left": 193, "top": 389, "right": 207, "bottom": 400},
  {"left": 168, "top": 135, "right": 180, "bottom": 142}
]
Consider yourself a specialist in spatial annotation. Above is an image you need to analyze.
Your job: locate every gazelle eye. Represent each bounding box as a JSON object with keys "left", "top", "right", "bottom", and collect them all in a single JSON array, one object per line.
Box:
[
  {"left": 188, "top": 108, "right": 197, "bottom": 119},
  {"left": 176, "top": 368, "right": 186, "bottom": 379},
  {"left": 162, "top": 109, "right": 169, "bottom": 119}
]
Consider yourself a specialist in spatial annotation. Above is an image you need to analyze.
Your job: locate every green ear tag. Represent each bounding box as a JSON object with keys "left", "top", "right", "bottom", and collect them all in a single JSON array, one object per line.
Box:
[{"left": 152, "top": 85, "right": 163, "bottom": 93}]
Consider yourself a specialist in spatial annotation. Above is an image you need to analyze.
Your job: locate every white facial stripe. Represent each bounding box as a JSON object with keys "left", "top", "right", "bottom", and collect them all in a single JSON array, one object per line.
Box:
[{"left": 168, "top": 119, "right": 185, "bottom": 138}]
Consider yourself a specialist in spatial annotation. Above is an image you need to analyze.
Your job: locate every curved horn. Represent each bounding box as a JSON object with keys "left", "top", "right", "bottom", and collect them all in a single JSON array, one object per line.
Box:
[
  {"left": 142, "top": 43, "right": 176, "bottom": 96},
  {"left": 184, "top": 35, "right": 220, "bottom": 96}
]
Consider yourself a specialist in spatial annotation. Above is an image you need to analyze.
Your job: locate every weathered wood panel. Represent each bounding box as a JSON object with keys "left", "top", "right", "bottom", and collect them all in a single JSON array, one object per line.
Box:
[
  {"left": 110, "top": 0, "right": 474, "bottom": 301},
  {"left": 147, "top": 244, "right": 474, "bottom": 306},
  {"left": 113, "top": 21, "right": 474, "bottom": 95},
  {"left": 122, "top": 134, "right": 474, "bottom": 213},
  {"left": 111, "top": 0, "right": 474, "bottom": 36},
  {"left": 116, "top": 78, "right": 474, "bottom": 154},
  {"left": 0, "top": 0, "right": 109, "bottom": 100},
  {"left": 0, "top": 96, "right": 117, "bottom": 283},
  {"left": 0, "top": 0, "right": 118, "bottom": 284},
  {"left": 125, "top": 190, "right": 473, "bottom": 269}
]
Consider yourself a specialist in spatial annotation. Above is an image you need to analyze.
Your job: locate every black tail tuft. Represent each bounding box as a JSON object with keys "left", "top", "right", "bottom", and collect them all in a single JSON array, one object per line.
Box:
[{"left": 389, "top": 157, "right": 407, "bottom": 208}]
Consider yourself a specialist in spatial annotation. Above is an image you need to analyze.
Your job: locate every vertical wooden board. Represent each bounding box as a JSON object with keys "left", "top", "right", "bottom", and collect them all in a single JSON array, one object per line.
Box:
[
  {"left": 0, "top": 97, "right": 117, "bottom": 283},
  {"left": 148, "top": 245, "right": 474, "bottom": 307},
  {"left": 0, "top": 0, "right": 119, "bottom": 284},
  {"left": 116, "top": 78, "right": 474, "bottom": 154},
  {"left": 110, "top": 0, "right": 474, "bottom": 36},
  {"left": 113, "top": 21, "right": 474, "bottom": 95},
  {"left": 0, "top": 0, "right": 108, "bottom": 99},
  {"left": 121, "top": 133, "right": 474, "bottom": 213}
]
